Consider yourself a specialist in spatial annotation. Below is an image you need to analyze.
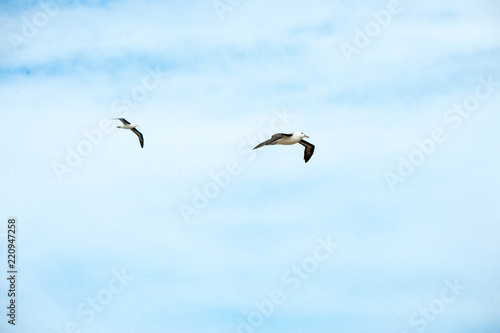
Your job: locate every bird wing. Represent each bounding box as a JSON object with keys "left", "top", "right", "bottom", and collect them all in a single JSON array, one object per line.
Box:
[
  {"left": 299, "top": 139, "right": 315, "bottom": 163},
  {"left": 253, "top": 133, "right": 293, "bottom": 149},
  {"left": 113, "top": 118, "right": 131, "bottom": 125},
  {"left": 131, "top": 128, "right": 144, "bottom": 148}
]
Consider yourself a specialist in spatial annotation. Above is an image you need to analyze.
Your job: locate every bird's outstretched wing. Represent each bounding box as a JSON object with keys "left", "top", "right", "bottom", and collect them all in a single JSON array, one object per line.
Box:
[
  {"left": 131, "top": 128, "right": 144, "bottom": 148},
  {"left": 253, "top": 133, "right": 293, "bottom": 149},
  {"left": 299, "top": 139, "right": 315, "bottom": 163},
  {"left": 113, "top": 118, "right": 131, "bottom": 125}
]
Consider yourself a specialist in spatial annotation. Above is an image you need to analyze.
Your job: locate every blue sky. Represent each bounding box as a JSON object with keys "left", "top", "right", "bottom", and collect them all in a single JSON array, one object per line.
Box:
[{"left": 1, "top": 0, "right": 500, "bottom": 332}]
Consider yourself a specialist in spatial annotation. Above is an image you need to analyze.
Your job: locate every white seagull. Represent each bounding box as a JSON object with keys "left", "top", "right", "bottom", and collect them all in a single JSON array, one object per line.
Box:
[
  {"left": 253, "top": 132, "right": 315, "bottom": 163},
  {"left": 113, "top": 118, "right": 144, "bottom": 148}
]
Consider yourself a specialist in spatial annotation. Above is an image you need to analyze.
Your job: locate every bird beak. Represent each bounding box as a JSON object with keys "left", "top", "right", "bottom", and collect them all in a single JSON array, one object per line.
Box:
[{"left": 304, "top": 135, "right": 309, "bottom": 138}]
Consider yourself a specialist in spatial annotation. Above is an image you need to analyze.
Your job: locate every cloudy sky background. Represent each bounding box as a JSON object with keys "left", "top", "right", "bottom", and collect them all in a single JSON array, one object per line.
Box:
[{"left": 1, "top": 0, "right": 500, "bottom": 332}]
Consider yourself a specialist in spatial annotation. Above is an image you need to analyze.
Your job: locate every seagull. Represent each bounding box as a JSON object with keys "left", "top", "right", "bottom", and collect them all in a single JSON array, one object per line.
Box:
[
  {"left": 113, "top": 118, "right": 144, "bottom": 148},
  {"left": 253, "top": 132, "right": 315, "bottom": 163}
]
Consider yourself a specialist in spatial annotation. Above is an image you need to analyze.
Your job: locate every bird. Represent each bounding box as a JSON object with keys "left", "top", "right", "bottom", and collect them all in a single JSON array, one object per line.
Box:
[
  {"left": 253, "top": 132, "right": 315, "bottom": 163},
  {"left": 113, "top": 118, "right": 144, "bottom": 148}
]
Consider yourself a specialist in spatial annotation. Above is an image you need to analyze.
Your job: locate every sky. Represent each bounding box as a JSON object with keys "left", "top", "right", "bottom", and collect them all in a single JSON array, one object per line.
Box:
[{"left": 1, "top": 0, "right": 500, "bottom": 332}]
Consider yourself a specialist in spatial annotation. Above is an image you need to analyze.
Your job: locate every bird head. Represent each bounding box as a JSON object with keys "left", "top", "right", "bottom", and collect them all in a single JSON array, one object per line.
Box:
[{"left": 299, "top": 131, "right": 309, "bottom": 138}]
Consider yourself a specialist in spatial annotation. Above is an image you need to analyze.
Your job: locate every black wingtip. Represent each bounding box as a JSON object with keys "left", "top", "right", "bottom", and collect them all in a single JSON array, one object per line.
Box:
[{"left": 253, "top": 143, "right": 266, "bottom": 150}]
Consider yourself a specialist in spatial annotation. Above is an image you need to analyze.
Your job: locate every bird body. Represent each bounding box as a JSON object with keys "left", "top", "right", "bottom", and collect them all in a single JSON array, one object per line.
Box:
[
  {"left": 116, "top": 122, "right": 138, "bottom": 130},
  {"left": 270, "top": 132, "right": 303, "bottom": 145},
  {"left": 253, "top": 132, "right": 315, "bottom": 162}
]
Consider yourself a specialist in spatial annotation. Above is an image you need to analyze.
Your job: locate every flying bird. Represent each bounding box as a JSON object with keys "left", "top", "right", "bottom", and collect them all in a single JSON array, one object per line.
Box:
[
  {"left": 113, "top": 118, "right": 144, "bottom": 148},
  {"left": 253, "top": 132, "right": 315, "bottom": 163}
]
